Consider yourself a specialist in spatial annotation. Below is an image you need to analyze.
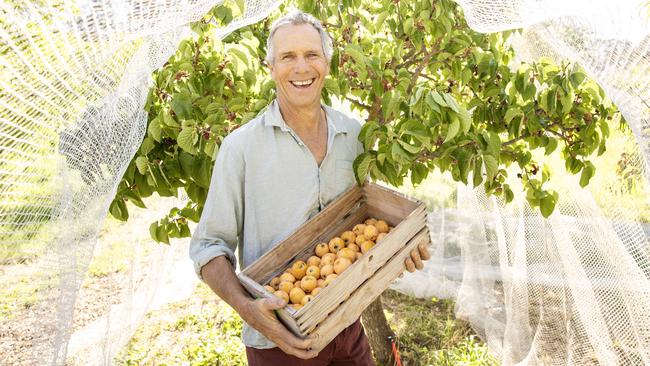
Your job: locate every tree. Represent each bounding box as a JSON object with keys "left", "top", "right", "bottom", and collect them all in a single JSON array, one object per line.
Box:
[{"left": 110, "top": 0, "right": 620, "bottom": 363}]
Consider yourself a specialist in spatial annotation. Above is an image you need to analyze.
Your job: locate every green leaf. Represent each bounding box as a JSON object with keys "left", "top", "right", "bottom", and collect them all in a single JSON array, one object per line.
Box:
[
  {"left": 431, "top": 91, "right": 446, "bottom": 107},
  {"left": 444, "top": 116, "right": 460, "bottom": 143},
  {"left": 540, "top": 192, "right": 557, "bottom": 218},
  {"left": 487, "top": 131, "right": 501, "bottom": 156},
  {"left": 579, "top": 161, "right": 595, "bottom": 187},
  {"left": 148, "top": 117, "right": 162, "bottom": 142},
  {"left": 505, "top": 107, "right": 522, "bottom": 123},
  {"left": 570, "top": 72, "right": 586, "bottom": 88},
  {"left": 177, "top": 127, "right": 198, "bottom": 155},
  {"left": 135, "top": 156, "right": 149, "bottom": 175},
  {"left": 545, "top": 138, "right": 558, "bottom": 155},
  {"left": 140, "top": 137, "right": 155, "bottom": 155},
  {"left": 483, "top": 155, "right": 498, "bottom": 180},
  {"left": 472, "top": 156, "right": 483, "bottom": 187},
  {"left": 149, "top": 221, "right": 159, "bottom": 242},
  {"left": 397, "top": 139, "right": 421, "bottom": 154},
  {"left": 171, "top": 94, "right": 193, "bottom": 120},
  {"left": 410, "top": 162, "right": 429, "bottom": 186},
  {"left": 352, "top": 152, "right": 373, "bottom": 185}
]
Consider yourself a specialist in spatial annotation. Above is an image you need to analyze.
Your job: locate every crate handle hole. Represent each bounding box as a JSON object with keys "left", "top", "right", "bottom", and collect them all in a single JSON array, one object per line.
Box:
[{"left": 368, "top": 255, "right": 373, "bottom": 262}]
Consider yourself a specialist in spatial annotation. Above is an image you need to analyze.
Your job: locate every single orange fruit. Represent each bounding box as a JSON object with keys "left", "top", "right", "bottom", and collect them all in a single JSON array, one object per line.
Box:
[
  {"left": 264, "top": 285, "right": 275, "bottom": 293},
  {"left": 328, "top": 237, "right": 345, "bottom": 253},
  {"left": 320, "top": 264, "right": 334, "bottom": 278},
  {"left": 311, "top": 287, "right": 322, "bottom": 296},
  {"left": 376, "top": 220, "right": 389, "bottom": 233},
  {"left": 317, "top": 279, "right": 325, "bottom": 288},
  {"left": 289, "top": 287, "right": 306, "bottom": 304},
  {"left": 333, "top": 257, "right": 352, "bottom": 274},
  {"left": 278, "top": 280, "right": 294, "bottom": 294},
  {"left": 365, "top": 218, "right": 378, "bottom": 226},
  {"left": 360, "top": 240, "right": 375, "bottom": 254},
  {"left": 300, "top": 275, "right": 317, "bottom": 292},
  {"left": 315, "top": 243, "right": 329, "bottom": 257},
  {"left": 338, "top": 248, "right": 356, "bottom": 262},
  {"left": 347, "top": 243, "right": 360, "bottom": 252},
  {"left": 269, "top": 277, "right": 281, "bottom": 289},
  {"left": 274, "top": 290, "right": 289, "bottom": 303},
  {"left": 352, "top": 224, "right": 366, "bottom": 236},
  {"left": 354, "top": 234, "right": 368, "bottom": 246},
  {"left": 290, "top": 260, "right": 307, "bottom": 280},
  {"left": 306, "top": 265, "right": 320, "bottom": 279},
  {"left": 280, "top": 272, "right": 296, "bottom": 283},
  {"left": 363, "top": 225, "right": 378, "bottom": 241},
  {"left": 376, "top": 233, "right": 387, "bottom": 242},
  {"left": 320, "top": 253, "right": 337, "bottom": 266},
  {"left": 300, "top": 295, "right": 314, "bottom": 306},
  {"left": 340, "top": 231, "right": 356, "bottom": 246},
  {"left": 307, "top": 255, "right": 321, "bottom": 267}
]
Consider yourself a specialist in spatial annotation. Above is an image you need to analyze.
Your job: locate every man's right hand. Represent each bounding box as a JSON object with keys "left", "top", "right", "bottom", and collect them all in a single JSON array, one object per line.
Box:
[{"left": 243, "top": 297, "right": 319, "bottom": 359}]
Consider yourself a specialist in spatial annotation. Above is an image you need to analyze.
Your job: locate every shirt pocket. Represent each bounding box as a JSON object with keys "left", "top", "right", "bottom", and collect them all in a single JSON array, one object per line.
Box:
[{"left": 335, "top": 159, "right": 356, "bottom": 194}]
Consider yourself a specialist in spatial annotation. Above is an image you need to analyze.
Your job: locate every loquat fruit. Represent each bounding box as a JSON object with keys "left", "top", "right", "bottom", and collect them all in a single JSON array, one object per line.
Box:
[
  {"left": 347, "top": 243, "right": 360, "bottom": 252},
  {"left": 365, "top": 218, "right": 378, "bottom": 226},
  {"left": 306, "top": 265, "right": 320, "bottom": 279},
  {"left": 289, "top": 287, "right": 306, "bottom": 304},
  {"left": 323, "top": 274, "right": 338, "bottom": 287},
  {"left": 320, "top": 253, "right": 336, "bottom": 266},
  {"left": 376, "top": 220, "right": 389, "bottom": 233},
  {"left": 274, "top": 290, "right": 289, "bottom": 303},
  {"left": 333, "top": 257, "right": 352, "bottom": 274},
  {"left": 328, "top": 237, "right": 345, "bottom": 253},
  {"left": 264, "top": 285, "right": 275, "bottom": 293},
  {"left": 300, "top": 295, "right": 314, "bottom": 306},
  {"left": 311, "top": 287, "right": 322, "bottom": 296},
  {"left": 355, "top": 234, "right": 368, "bottom": 246},
  {"left": 300, "top": 275, "right": 317, "bottom": 292},
  {"left": 280, "top": 272, "right": 295, "bottom": 283},
  {"left": 307, "top": 255, "right": 321, "bottom": 267},
  {"left": 340, "top": 231, "right": 356, "bottom": 246},
  {"left": 315, "top": 243, "right": 329, "bottom": 257},
  {"left": 363, "top": 225, "right": 379, "bottom": 241},
  {"left": 290, "top": 261, "right": 307, "bottom": 280},
  {"left": 269, "top": 277, "right": 281, "bottom": 289},
  {"left": 360, "top": 240, "right": 375, "bottom": 254},
  {"left": 376, "top": 233, "right": 387, "bottom": 242},
  {"left": 337, "top": 248, "right": 356, "bottom": 262},
  {"left": 278, "top": 280, "right": 294, "bottom": 294},
  {"left": 352, "top": 224, "right": 367, "bottom": 236},
  {"left": 320, "top": 264, "right": 334, "bottom": 278}
]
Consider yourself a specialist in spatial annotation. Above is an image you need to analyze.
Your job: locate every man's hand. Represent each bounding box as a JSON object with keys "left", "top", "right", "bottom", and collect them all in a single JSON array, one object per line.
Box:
[
  {"left": 404, "top": 242, "right": 431, "bottom": 272},
  {"left": 242, "top": 297, "right": 319, "bottom": 360}
]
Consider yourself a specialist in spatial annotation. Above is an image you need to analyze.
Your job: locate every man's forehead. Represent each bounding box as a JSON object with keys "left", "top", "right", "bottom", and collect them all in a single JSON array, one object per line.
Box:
[{"left": 272, "top": 24, "right": 322, "bottom": 53}]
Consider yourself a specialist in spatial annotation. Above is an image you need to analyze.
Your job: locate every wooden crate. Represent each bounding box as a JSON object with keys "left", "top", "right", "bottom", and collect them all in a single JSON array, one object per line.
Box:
[{"left": 238, "top": 182, "right": 430, "bottom": 352}]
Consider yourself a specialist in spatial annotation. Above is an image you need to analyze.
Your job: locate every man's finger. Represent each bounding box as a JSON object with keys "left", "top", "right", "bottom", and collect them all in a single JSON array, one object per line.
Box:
[
  {"left": 260, "top": 297, "right": 286, "bottom": 310},
  {"left": 410, "top": 248, "right": 423, "bottom": 270},
  {"left": 418, "top": 243, "right": 431, "bottom": 260},
  {"left": 404, "top": 257, "right": 415, "bottom": 272},
  {"left": 286, "top": 334, "right": 312, "bottom": 350}
]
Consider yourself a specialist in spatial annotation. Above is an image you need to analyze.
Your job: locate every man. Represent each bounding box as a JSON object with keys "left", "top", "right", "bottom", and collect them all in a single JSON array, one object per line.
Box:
[{"left": 190, "top": 10, "right": 430, "bottom": 365}]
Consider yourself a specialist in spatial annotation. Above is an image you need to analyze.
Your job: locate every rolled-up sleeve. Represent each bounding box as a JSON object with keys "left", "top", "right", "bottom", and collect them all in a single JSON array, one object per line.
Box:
[{"left": 189, "top": 136, "right": 244, "bottom": 280}]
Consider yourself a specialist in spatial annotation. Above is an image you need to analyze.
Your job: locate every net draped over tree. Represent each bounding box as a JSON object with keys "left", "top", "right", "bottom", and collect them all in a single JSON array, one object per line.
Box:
[{"left": 0, "top": 0, "right": 649, "bottom": 365}]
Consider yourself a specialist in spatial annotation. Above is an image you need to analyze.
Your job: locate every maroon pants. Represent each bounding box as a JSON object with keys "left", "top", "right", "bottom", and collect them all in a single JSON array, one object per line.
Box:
[{"left": 245, "top": 319, "right": 375, "bottom": 366}]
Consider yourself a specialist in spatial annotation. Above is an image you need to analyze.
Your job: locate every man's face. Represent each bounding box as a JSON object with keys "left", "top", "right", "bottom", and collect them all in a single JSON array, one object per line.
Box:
[{"left": 269, "top": 23, "right": 329, "bottom": 110}]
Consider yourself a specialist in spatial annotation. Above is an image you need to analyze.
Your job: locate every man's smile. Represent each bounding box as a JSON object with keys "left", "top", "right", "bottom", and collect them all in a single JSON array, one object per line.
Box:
[{"left": 290, "top": 78, "right": 316, "bottom": 88}]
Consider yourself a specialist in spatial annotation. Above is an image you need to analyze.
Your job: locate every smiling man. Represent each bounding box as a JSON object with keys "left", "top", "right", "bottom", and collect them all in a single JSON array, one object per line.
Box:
[{"left": 189, "top": 10, "right": 430, "bottom": 365}]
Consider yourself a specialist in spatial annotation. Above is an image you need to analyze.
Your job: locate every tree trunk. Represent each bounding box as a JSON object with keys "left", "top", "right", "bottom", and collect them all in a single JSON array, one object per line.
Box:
[{"left": 361, "top": 294, "right": 394, "bottom": 366}]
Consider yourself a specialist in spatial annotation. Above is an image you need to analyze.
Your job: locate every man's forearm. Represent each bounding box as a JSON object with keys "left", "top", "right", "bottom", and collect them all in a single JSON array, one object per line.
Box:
[{"left": 201, "top": 256, "right": 255, "bottom": 320}]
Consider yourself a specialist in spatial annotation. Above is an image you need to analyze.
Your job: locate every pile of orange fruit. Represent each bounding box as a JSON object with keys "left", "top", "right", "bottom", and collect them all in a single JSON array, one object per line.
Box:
[{"left": 264, "top": 217, "right": 393, "bottom": 310}]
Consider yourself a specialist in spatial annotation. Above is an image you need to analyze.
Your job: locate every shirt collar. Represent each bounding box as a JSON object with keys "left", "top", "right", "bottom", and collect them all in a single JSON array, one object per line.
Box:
[{"left": 263, "top": 99, "right": 349, "bottom": 134}]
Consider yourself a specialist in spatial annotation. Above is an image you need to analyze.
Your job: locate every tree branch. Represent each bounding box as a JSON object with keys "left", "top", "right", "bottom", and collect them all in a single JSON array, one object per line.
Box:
[{"left": 406, "top": 41, "right": 440, "bottom": 95}]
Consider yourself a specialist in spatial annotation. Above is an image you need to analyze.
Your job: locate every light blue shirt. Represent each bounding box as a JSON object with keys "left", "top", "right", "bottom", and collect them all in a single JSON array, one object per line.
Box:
[{"left": 189, "top": 99, "right": 363, "bottom": 348}]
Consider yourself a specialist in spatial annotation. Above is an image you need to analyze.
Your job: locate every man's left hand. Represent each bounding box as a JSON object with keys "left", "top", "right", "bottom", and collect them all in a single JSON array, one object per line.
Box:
[{"left": 404, "top": 243, "right": 431, "bottom": 272}]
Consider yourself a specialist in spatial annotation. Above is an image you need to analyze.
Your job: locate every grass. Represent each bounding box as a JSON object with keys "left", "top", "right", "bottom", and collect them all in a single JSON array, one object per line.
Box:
[{"left": 116, "top": 284, "right": 497, "bottom": 365}]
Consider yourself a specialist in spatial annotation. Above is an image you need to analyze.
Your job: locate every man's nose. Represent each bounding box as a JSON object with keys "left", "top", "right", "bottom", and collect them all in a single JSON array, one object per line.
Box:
[{"left": 293, "top": 56, "right": 309, "bottom": 72}]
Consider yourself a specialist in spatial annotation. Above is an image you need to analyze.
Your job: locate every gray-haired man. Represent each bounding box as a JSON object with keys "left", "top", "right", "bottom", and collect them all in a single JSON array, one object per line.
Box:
[{"left": 190, "top": 10, "right": 429, "bottom": 365}]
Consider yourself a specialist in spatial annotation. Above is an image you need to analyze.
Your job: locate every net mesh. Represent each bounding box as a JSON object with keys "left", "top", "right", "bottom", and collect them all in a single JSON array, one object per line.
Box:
[{"left": 1, "top": 0, "right": 649, "bottom": 365}]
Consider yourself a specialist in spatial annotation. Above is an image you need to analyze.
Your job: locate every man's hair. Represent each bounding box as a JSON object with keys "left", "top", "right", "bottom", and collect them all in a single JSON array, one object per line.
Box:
[{"left": 265, "top": 9, "right": 333, "bottom": 65}]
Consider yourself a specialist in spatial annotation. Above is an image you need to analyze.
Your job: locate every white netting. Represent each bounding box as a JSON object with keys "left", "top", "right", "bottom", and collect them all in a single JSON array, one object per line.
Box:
[{"left": 1, "top": 0, "right": 649, "bottom": 365}]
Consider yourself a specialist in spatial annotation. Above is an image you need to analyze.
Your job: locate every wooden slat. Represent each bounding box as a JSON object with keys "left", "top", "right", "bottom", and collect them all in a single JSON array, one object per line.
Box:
[
  {"left": 296, "top": 205, "right": 427, "bottom": 332},
  {"left": 243, "top": 185, "right": 363, "bottom": 281},
  {"left": 238, "top": 274, "right": 305, "bottom": 337},
  {"left": 307, "top": 228, "right": 431, "bottom": 352},
  {"left": 364, "top": 183, "right": 420, "bottom": 212}
]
